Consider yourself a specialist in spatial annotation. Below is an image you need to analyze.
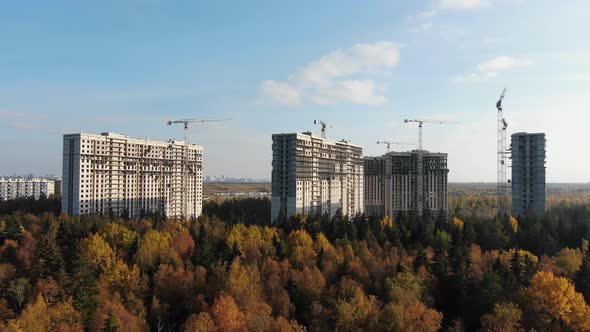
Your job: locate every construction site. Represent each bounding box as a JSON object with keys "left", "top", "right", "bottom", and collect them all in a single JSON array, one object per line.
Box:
[
  {"left": 59, "top": 90, "right": 546, "bottom": 221},
  {"left": 270, "top": 89, "right": 547, "bottom": 221}
]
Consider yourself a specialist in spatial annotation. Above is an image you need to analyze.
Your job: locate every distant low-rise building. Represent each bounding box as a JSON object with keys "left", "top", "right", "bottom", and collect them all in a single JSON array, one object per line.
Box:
[{"left": 0, "top": 178, "right": 55, "bottom": 200}]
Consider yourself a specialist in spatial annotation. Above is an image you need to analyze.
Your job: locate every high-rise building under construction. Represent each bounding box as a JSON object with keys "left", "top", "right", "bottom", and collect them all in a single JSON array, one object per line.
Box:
[
  {"left": 511, "top": 132, "right": 546, "bottom": 216},
  {"left": 364, "top": 150, "right": 448, "bottom": 218},
  {"left": 271, "top": 132, "right": 364, "bottom": 221},
  {"left": 62, "top": 132, "right": 203, "bottom": 218}
]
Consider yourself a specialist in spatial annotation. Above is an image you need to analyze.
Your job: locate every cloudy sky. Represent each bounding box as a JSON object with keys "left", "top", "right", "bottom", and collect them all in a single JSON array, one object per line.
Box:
[{"left": 0, "top": 0, "right": 588, "bottom": 182}]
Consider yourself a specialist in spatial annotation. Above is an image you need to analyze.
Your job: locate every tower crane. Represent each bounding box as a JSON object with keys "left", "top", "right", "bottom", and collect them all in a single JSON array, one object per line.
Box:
[
  {"left": 376, "top": 140, "right": 414, "bottom": 153},
  {"left": 166, "top": 117, "right": 231, "bottom": 219},
  {"left": 403, "top": 118, "right": 456, "bottom": 216},
  {"left": 167, "top": 118, "right": 231, "bottom": 144},
  {"left": 403, "top": 119, "right": 454, "bottom": 150},
  {"left": 313, "top": 120, "right": 334, "bottom": 139},
  {"left": 496, "top": 88, "right": 506, "bottom": 111},
  {"left": 496, "top": 88, "right": 509, "bottom": 214}
]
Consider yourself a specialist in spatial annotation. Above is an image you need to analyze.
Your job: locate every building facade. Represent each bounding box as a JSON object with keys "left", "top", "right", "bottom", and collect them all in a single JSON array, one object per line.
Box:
[
  {"left": 0, "top": 178, "right": 55, "bottom": 201},
  {"left": 54, "top": 179, "right": 62, "bottom": 197},
  {"left": 511, "top": 132, "right": 546, "bottom": 216},
  {"left": 364, "top": 157, "right": 386, "bottom": 217},
  {"left": 364, "top": 150, "right": 449, "bottom": 218},
  {"left": 271, "top": 132, "right": 363, "bottom": 221},
  {"left": 62, "top": 132, "right": 203, "bottom": 218}
]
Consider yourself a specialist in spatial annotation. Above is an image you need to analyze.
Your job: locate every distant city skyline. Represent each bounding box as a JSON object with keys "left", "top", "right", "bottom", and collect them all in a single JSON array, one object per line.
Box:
[{"left": 1, "top": 1, "right": 589, "bottom": 182}]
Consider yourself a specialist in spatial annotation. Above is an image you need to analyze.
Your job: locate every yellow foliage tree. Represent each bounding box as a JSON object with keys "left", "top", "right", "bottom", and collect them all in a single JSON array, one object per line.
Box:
[
  {"left": 334, "top": 286, "right": 380, "bottom": 331},
  {"left": 452, "top": 217, "right": 464, "bottom": 231},
  {"left": 79, "top": 234, "right": 116, "bottom": 272},
  {"left": 135, "top": 230, "right": 180, "bottom": 271},
  {"left": 212, "top": 293, "right": 246, "bottom": 332},
  {"left": 184, "top": 312, "right": 216, "bottom": 332},
  {"left": 499, "top": 249, "right": 538, "bottom": 272},
  {"left": 380, "top": 298, "right": 442, "bottom": 332},
  {"left": 99, "top": 222, "right": 137, "bottom": 255},
  {"left": 5, "top": 295, "right": 83, "bottom": 332},
  {"left": 480, "top": 302, "right": 523, "bottom": 332},
  {"left": 286, "top": 230, "right": 316, "bottom": 267},
  {"left": 225, "top": 224, "right": 277, "bottom": 262},
  {"left": 555, "top": 247, "right": 583, "bottom": 278},
  {"left": 225, "top": 259, "right": 263, "bottom": 308},
  {"left": 521, "top": 271, "right": 590, "bottom": 331},
  {"left": 380, "top": 216, "right": 394, "bottom": 230},
  {"left": 507, "top": 216, "right": 518, "bottom": 234},
  {"left": 291, "top": 266, "right": 326, "bottom": 302}
]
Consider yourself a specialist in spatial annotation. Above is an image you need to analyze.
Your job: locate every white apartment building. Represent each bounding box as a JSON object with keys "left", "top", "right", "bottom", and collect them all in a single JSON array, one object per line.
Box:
[
  {"left": 0, "top": 178, "right": 55, "bottom": 201},
  {"left": 364, "top": 150, "right": 448, "bottom": 218},
  {"left": 62, "top": 132, "right": 203, "bottom": 218},
  {"left": 271, "top": 132, "right": 364, "bottom": 221}
]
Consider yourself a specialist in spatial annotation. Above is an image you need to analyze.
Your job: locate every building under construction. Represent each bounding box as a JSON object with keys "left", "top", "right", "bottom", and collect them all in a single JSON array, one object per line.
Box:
[
  {"left": 271, "top": 132, "right": 364, "bottom": 221},
  {"left": 62, "top": 132, "right": 203, "bottom": 218},
  {"left": 511, "top": 132, "right": 546, "bottom": 216},
  {"left": 364, "top": 150, "right": 449, "bottom": 218},
  {"left": 364, "top": 156, "right": 386, "bottom": 217}
]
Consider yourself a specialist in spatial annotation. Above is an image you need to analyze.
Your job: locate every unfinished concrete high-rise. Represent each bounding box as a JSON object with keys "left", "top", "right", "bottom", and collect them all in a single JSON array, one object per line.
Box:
[
  {"left": 364, "top": 150, "right": 448, "bottom": 218},
  {"left": 364, "top": 156, "right": 386, "bottom": 217},
  {"left": 511, "top": 132, "right": 546, "bottom": 216},
  {"left": 62, "top": 132, "right": 203, "bottom": 218},
  {"left": 271, "top": 132, "right": 363, "bottom": 221}
]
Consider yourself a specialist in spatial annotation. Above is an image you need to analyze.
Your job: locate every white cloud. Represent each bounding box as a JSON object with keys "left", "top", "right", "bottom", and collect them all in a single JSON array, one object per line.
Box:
[
  {"left": 411, "top": 22, "right": 433, "bottom": 32},
  {"left": 259, "top": 41, "right": 400, "bottom": 106},
  {"left": 439, "top": 26, "right": 467, "bottom": 41},
  {"left": 259, "top": 80, "right": 301, "bottom": 106},
  {"left": 417, "top": 10, "right": 438, "bottom": 19},
  {"left": 291, "top": 41, "right": 400, "bottom": 85},
  {"left": 452, "top": 73, "right": 483, "bottom": 83},
  {"left": 476, "top": 56, "right": 533, "bottom": 72},
  {"left": 312, "top": 80, "right": 386, "bottom": 106},
  {"left": 0, "top": 109, "right": 48, "bottom": 129},
  {"left": 409, "top": 0, "right": 497, "bottom": 30},
  {"left": 439, "top": 0, "right": 489, "bottom": 9},
  {"left": 453, "top": 55, "right": 533, "bottom": 83},
  {"left": 11, "top": 122, "right": 35, "bottom": 130},
  {"left": 0, "top": 110, "right": 25, "bottom": 118}
]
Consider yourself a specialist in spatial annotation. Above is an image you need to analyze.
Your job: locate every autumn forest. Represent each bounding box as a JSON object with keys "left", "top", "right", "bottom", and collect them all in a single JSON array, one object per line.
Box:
[{"left": 1, "top": 192, "right": 590, "bottom": 331}]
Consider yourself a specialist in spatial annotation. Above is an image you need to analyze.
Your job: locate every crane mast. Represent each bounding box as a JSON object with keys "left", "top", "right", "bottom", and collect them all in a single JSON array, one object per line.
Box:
[
  {"left": 167, "top": 118, "right": 231, "bottom": 218},
  {"left": 496, "top": 89, "right": 509, "bottom": 214},
  {"left": 404, "top": 118, "right": 453, "bottom": 215}
]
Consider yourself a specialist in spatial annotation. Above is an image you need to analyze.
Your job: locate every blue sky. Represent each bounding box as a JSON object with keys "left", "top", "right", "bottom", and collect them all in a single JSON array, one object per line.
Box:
[{"left": 0, "top": 0, "right": 589, "bottom": 182}]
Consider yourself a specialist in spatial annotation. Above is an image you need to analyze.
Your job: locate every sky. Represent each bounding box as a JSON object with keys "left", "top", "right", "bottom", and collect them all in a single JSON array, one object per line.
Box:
[{"left": 0, "top": 0, "right": 589, "bottom": 182}]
